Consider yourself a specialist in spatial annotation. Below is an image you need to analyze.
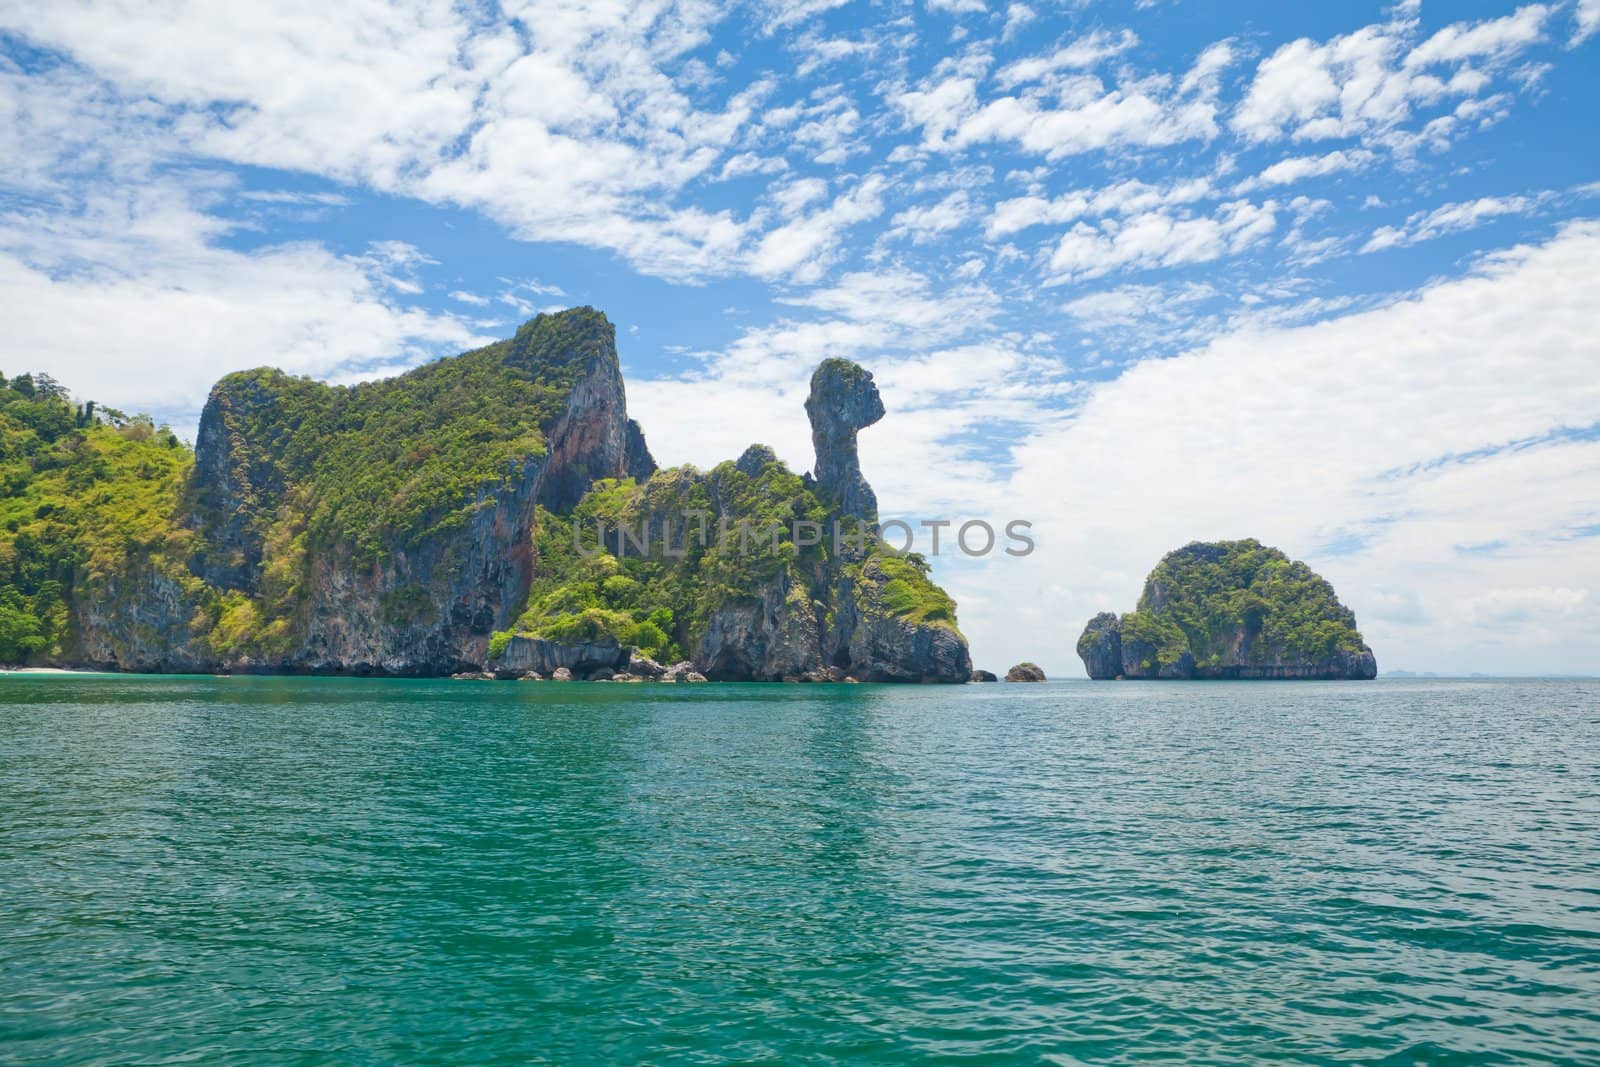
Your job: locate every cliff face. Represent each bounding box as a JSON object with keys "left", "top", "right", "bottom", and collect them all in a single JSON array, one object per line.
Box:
[
  {"left": 703, "top": 365, "right": 970, "bottom": 682},
  {"left": 494, "top": 360, "right": 972, "bottom": 683},
  {"left": 76, "top": 308, "right": 653, "bottom": 674},
  {"left": 22, "top": 308, "right": 965, "bottom": 681},
  {"left": 1076, "top": 540, "right": 1377, "bottom": 680}
]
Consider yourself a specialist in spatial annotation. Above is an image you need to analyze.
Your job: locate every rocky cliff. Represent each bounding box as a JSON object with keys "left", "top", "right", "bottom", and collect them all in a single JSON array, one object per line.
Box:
[
  {"left": 1076, "top": 540, "right": 1377, "bottom": 680},
  {"left": 491, "top": 359, "right": 972, "bottom": 682},
  {"left": 3, "top": 309, "right": 968, "bottom": 682},
  {"left": 805, "top": 358, "right": 885, "bottom": 522},
  {"left": 52, "top": 309, "right": 653, "bottom": 674}
]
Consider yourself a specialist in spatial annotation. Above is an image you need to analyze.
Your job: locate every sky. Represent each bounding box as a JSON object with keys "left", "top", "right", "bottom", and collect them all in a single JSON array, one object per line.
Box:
[{"left": 2, "top": 0, "right": 1598, "bottom": 676}]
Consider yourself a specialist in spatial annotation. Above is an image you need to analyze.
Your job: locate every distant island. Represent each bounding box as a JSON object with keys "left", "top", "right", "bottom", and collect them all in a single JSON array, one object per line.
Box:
[
  {"left": 1076, "top": 540, "right": 1377, "bottom": 680},
  {"left": 0, "top": 310, "right": 969, "bottom": 682}
]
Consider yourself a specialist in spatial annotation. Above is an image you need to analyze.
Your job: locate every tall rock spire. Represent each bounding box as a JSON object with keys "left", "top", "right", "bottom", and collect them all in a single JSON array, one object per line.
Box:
[{"left": 804, "top": 358, "right": 885, "bottom": 522}]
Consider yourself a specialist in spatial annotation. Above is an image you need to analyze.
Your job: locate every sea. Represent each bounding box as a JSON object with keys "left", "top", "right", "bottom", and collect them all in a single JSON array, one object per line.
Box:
[{"left": 2, "top": 674, "right": 1597, "bottom": 1064}]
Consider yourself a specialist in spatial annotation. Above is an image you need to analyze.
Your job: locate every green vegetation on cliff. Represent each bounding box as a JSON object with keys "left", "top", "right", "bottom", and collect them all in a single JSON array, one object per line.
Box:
[
  {"left": 1080, "top": 539, "right": 1376, "bottom": 679},
  {"left": 501, "top": 446, "right": 957, "bottom": 662},
  {"left": 1, "top": 315, "right": 967, "bottom": 680},
  {"left": 1, "top": 311, "right": 621, "bottom": 666},
  {"left": 199, "top": 309, "right": 610, "bottom": 567},
  {"left": 185, "top": 308, "right": 629, "bottom": 661},
  {"left": 1128, "top": 539, "right": 1368, "bottom": 669},
  {"left": 0, "top": 372, "right": 192, "bottom": 662}
]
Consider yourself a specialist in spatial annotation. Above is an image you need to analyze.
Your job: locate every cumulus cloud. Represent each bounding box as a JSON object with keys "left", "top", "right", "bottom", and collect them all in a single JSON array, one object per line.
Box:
[
  {"left": 749, "top": 176, "right": 889, "bottom": 282},
  {"left": 0, "top": 0, "right": 780, "bottom": 283},
  {"left": 994, "top": 30, "right": 1140, "bottom": 87},
  {"left": 0, "top": 182, "right": 481, "bottom": 433},
  {"left": 1232, "top": 5, "right": 1552, "bottom": 147},
  {"left": 987, "top": 177, "right": 1217, "bottom": 238},
  {"left": 1234, "top": 149, "right": 1375, "bottom": 192},
  {"left": 893, "top": 42, "right": 1231, "bottom": 160},
  {"left": 1576, "top": 0, "right": 1600, "bottom": 44},
  {"left": 888, "top": 190, "right": 975, "bottom": 243},
  {"left": 1045, "top": 199, "right": 1277, "bottom": 282}
]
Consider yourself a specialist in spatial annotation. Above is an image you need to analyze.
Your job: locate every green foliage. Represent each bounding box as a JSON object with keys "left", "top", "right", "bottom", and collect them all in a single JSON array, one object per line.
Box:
[
  {"left": 507, "top": 445, "right": 962, "bottom": 661},
  {"left": 0, "top": 372, "right": 193, "bottom": 663},
  {"left": 198, "top": 309, "right": 613, "bottom": 569},
  {"left": 815, "top": 357, "right": 869, "bottom": 385},
  {"left": 509, "top": 494, "right": 685, "bottom": 662},
  {"left": 176, "top": 308, "right": 618, "bottom": 653},
  {"left": 1120, "top": 539, "right": 1370, "bottom": 672},
  {"left": 866, "top": 551, "right": 956, "bottom": 626},
  {"left": 1118, "top": 609, "right": 1189, "bottom": 672},
  {"left": 487, "top": 629, "right": 513, "bottom": 659},
  {"left": 1, "top": 313, "right": 968, "bottom": 670},
  {"left": 1, "top": 311, "right": 614, "bottom": 664}
]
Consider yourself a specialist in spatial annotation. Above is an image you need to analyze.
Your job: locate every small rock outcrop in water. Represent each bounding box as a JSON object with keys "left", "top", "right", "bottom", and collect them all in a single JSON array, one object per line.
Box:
[
  {"left": 491, "top": 636, "right": 629, "bottom": 679},
  {"left": 1076, "top": 539, "right": 1378, "bottom": 680},
  {"left": 1077, "top": 614, "right": 1124, "bottom": 680},
  {"left": 1006, "top": 662, "right": 1046, "bottom": 682},
  {"left": 971, "top": 669, "right": 999, "bottom": 682},
  {"left": 804, "top": 358, "right": 886, "bottom": 521}
]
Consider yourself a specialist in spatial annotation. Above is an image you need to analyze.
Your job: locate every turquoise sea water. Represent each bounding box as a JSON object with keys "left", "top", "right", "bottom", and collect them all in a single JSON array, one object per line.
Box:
[{"left": 1, "top": 675, "right": 1598, "bottom": 1065}]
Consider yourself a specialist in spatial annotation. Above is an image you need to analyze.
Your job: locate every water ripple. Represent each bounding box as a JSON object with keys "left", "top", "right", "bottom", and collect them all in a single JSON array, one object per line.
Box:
[{"left": 1, "top": 675, "right": 1598, "bottom": 1064}]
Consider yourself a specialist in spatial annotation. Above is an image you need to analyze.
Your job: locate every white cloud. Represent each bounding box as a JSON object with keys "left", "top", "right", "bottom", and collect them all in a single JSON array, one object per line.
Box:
[
  {"left": 1046, "top": 199, "right": 1277, "bottom": 282},
  {"left": 1464, "top": 585, "right": 1591, "bottom": 626},
  {"left": 1179, "top": 40, "right": 1238, "bottom": 95},
  {"left": 1001, "top": 3, "right": 1035, "bottom": 41},
  {"left": 994, "top": 30, "right": 1140, "bottom": 87},
  {"left": 719, "top": 152, "right": 789, "bottom": 179},
  {"left": 888, "top": 191, "right": 974, "bottom": 242},
  {"left": 894, "top": 42, "right": 1230, "bottom": 160},
  {"left": 1405, "top": 4, "right": 1553, "bottom": 66},
  {"left": 749, "top": 175, "right": 888, "bottom": 282},
  {"left": 1062, "top": 281, "right": 1216, "bottom": 328},
  {"left": 1232, "top": 6, "right": 1552, "bottom": 147},
  {"left": 778, "top": 91, "right": 868, "bottom": 164},
  {"left": 760, "top": 0, "right": 852, "bottom": 30},
  {"left": 0, "top": 0, "right": 787, "bottom": 283},
  {"left": 1361, "top": 193, "right": 1540, "bottom": 251},
  {"left": 1577, "top": 0, "right": 1600, "bottom": 44},
  {"left": 987, "top": 176, "right": 1216, "bottom": 238},
  {"left": 238, "top": 190, "right": 352, "bottom": 206},
  {"left": 0, "top": 182, "right": 480, "bottom": 434},
  {"left": 1234, "top": 149, "right": 1375, "bottom": 192}
]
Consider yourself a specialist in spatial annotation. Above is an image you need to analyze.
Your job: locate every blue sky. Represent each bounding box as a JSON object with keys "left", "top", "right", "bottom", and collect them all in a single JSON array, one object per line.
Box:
[{"left": 2, "top": 0, "right": 1598, "bottom": 673}]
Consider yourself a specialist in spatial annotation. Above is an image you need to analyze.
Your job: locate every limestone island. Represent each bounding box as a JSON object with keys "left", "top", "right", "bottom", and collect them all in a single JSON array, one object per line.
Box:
[
  {"left": 1005, "top": 662, "right": 1046, "bottom": 682},
  {"left": 1076, "top": 540, "right": 1377, "bottom": 680},
  {"left": 0, "top": 309, "right": 970, "bottom": 682}
]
